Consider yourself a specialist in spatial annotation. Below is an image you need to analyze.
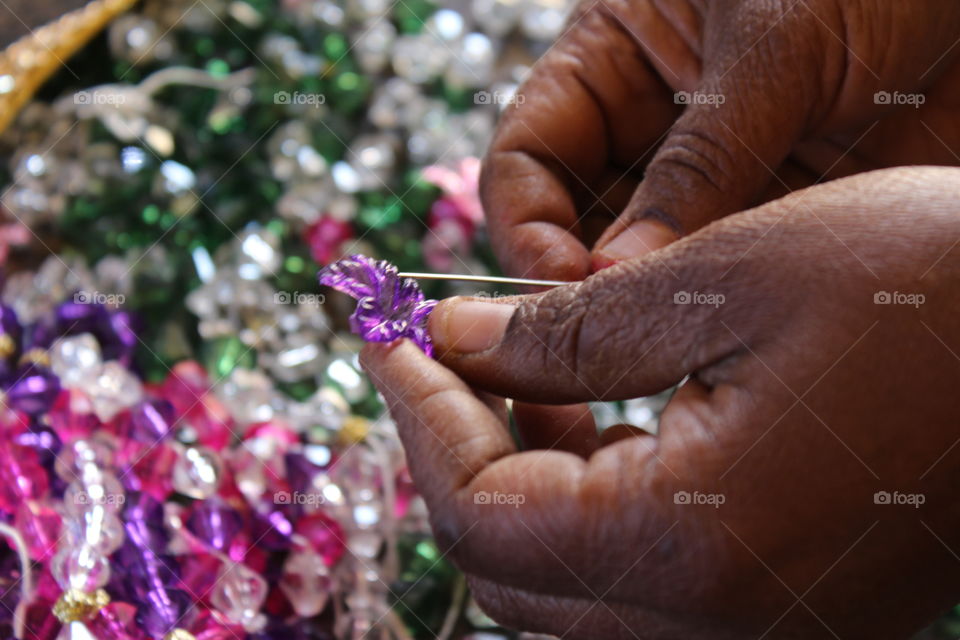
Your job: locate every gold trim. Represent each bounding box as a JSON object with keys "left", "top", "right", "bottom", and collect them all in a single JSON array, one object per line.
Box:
[{"left": 0, "top": 0, "right": 138, "bottom": 133}]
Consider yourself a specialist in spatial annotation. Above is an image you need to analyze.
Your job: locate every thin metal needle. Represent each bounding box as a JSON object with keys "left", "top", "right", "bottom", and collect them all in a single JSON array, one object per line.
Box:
[{"left": 397, "top": 272, "right": 570, "bottom": 287}]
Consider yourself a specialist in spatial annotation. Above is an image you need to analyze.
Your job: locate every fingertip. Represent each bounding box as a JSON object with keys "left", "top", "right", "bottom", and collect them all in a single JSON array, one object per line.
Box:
[
  {"left": 429, "top": 296, "right": 517, "bottom": 356},
  {"left": 591, "top": 218, "right": 680, "bottom": 270}
]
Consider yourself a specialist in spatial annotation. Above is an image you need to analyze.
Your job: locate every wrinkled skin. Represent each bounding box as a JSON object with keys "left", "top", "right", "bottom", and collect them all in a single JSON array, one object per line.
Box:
[
  {"left": 361, "top": 1, "right": 960, "bottom": 638},
  {"left": 482, "top": 0, "right": 960, "bottom": 278},
  {"left": 365, "top": 168, "right": 960, "bottom": 638}
]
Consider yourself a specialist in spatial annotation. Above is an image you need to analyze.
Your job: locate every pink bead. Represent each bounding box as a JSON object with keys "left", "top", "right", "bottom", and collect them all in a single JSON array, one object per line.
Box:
[
  {"left": 305, "top": 216, "right": 354, "bottom": 266},
  {"left": 244, "top": 421, "right": 299, "bottom": 448},
  {"left": 21, "top": 597, "right": 61, "bottom": 640},
  {"left": 15, "top": 501, "right": 61, "bottom": 561},
  {"left": 294, "top": 512, "right": 345, "bottom": 566},
  {"left": 47, "top": 391, "right": 98, "bottom": 442},
  {"left": 189, "top": 609, "right": 245, "bottom": 640},
  {"left": 394, "top": 468, "right": 416, "bottom": 519},
  {"left": 178, "top": 552, "right": 222, "bottom": 603},
  {"left": 32, "top": 567, "right": 60, "bottom": 603},
  {"left": 131, "top": 443, "right": 179, "bottom": 501},
  {"left": 159, "top": 361, "right": 211, "bottom": 415},
  {"left": 0, "top": 444, "right": 49, "bottom": 513}
]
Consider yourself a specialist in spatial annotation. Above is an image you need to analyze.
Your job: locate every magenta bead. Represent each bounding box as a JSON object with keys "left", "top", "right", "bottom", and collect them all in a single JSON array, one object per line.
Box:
[
  {"left": 305, "top": 216, "right": 353, "bottom": 266},
  {"left": 0, "top": 443, "right": 49, "bottom": 513},
  {"left": 15, "top": 501, "right": 61, "bottom": 561},
  {"left": 294, "top": 512, "right": 345, "bottom": 567},
  {"left": 21, "top": 598, "right": 61, "bottom": 640}
]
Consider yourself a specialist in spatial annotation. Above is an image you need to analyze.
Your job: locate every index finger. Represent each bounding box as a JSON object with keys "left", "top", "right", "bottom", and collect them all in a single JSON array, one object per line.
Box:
[
  {"left": 482, "top": 3, "right": 689, "bottom": 281},
  {"left": 360, "top": 340, "right": 682, "bottom": 598}
]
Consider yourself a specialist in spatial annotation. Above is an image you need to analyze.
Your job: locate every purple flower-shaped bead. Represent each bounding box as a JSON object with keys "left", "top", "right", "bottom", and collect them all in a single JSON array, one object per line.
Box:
[{"left": 318, "top": 255, "right": 438, "bottom": 357}]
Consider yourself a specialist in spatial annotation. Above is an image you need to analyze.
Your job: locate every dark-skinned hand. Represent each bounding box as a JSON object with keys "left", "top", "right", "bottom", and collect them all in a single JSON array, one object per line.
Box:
[
  {"left": 363, "top": 167, "right": 960, "bottom": 639},
  {"left": 483, "top": 0, "right": 960, "bottom": 279}
]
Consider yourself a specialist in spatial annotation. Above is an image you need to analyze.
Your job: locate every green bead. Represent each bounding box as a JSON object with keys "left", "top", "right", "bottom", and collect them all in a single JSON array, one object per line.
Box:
[
  {"left": 206, "top": 58, "right": 231, "bottom": 77},
  {"left": 401, "top": 171, "right": 440, "bottom": 217},
  {"left": 276, "top": 379, "right": 317, "bottom": 402},
  {"left": 142, "top": 204, "right": 161, "bottom": 225},
  {"left": 266, "top": 218, "right": 287, "bottom": 238},
  {"left": 358, "top": 198, "right": 403, "bottom": 229},
  {"left": 204, "top": 336, "right": 255, "bottom": 379},
  {"left": 328, "top": 72, "right": 370, "bottom": 114},
  {"left": 194, "top": 37, "right": 216, "bottom": 57},
  {"left": 284, "top": 255, "right": 305, "bottom": 274},
  {"left": 441, "top": 81, "right": 474, "bottom": 112},
  {"left": 322, "top": 33, "right": 349, "bottom": 60},
  {"left": 395, "top": 0, "right": 437, "bottom": 33}
]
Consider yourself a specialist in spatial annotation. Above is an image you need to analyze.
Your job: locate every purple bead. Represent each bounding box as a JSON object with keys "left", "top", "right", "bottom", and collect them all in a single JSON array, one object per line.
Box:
[
  {"left": 318, "top": 255, "right": 438, "bottom": 357},
  {"left": 104, "top": 310, "right": 140, "bottom": 365},
  {"left": 136, "top": 587, "right": 192, "bottom": 637},
  {"left": 130, "top": 400, "right": 174, "bottom": 443},
  {"left": 55, "top": 300, "right": 111, "bottom": 337},
  {"left": 250, "top": 502, "right": 294, "bottom": 551},
  {"left": 0, "top": 304, "right": 22, "bottom": 356},
  {"left": 186, "top": 499, "right": 243, "bottom": 552},
  {"left": 5, "top": 364, "right": 61, "bottom": 416}
]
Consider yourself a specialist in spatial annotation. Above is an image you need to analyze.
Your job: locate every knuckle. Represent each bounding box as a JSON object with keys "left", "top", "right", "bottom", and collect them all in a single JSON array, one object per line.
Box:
[
  {"left": 512, "top": 284, "right": 592, "bottom": 383},
  {"left": 650, "top": 127, "right": 733, "bottom": 194}
]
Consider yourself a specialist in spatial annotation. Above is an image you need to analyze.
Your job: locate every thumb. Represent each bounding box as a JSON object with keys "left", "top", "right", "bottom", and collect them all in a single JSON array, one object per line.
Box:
[
  {"left": 428, "top": 229, "right": 763, "bottom": 404},
  {"left": 592, "top": 6, "right": 825, "bottom": 268}
]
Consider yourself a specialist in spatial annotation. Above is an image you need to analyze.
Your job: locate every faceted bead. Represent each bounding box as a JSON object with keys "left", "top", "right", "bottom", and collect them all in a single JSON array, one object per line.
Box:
[
  {"left": 49, "top": 334, "right": 102, "bottom": 388},
  {"left": 16, "top": 500, "right": 61, "bottom": 560},
  {"left": 203, "top": 336, "right": 254, "bottom": 380},
  {"left": 279, "top": 551, "right": 331, "bottom": 617},
  {"left": 77, "top": 362, "right": 143, "bottom": 422},
  {"left": 294, "top": 512, "right": 345, "bottom": 566},
  {"left": 50, "top": 545, "right": 111, "bottom": 591},
  {"left": 6, "top": 364, "right": 61, "bottom": 416},
  {"left": 22, "top": 597, "right": 62, "bottom": 640},
  {"left": 172, "top": 446, "right": 222, "bottom": 499},
  {"left": 209, "top": 562, "right": 268, "bottom": 632},
  {"left": 304, "top": 216, "right": 353, "bottom": 266},
  {"left": 0, "top": 442, "right": 48, "bottom": 512},
  {"left": 54, "top": 439, "right": 114, "bottom": 483},
  {"left": 185, "top": 499, "right": 242, "bottom": 552}
]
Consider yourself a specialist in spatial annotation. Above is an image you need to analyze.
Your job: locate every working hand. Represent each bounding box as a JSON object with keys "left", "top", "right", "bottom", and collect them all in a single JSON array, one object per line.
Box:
[
  {"left": 364, "top": 167, "right": 960, "bottom": 639},
  {"left": 483, "top": 0, "right": 960, "bottom": 279}
]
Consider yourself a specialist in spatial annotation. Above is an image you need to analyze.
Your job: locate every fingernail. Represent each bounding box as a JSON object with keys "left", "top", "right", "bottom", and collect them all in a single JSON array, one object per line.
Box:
[
  {"left": 593, "top": 219, "right": 678, "bottom": 269},
  {"left": 431, "top": 299, "right": 516, "bottom": 354}
]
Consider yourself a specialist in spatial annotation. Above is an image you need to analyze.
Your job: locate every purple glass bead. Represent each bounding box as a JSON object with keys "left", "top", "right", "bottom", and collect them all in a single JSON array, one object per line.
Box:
[
  {"left": 0, "top": 304, "right": 22, "bottom": 358},
  {"left": 130, "top": 400, "right": 174, "bottom": 443},
  {"left": 5, "top": 364, "right": 61, "bottom": 416},
  {"left": 250, "top": 502, "right": 294, "bottom": 551},
  {"left": 137, "top": 587, "right": 192, "bottom": 637},
  {"left": 186, "top": 499, "right": 243, "bottom": 552},
  {"left": 318, "top": 255, "right": 438, "bottom": 357}
]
